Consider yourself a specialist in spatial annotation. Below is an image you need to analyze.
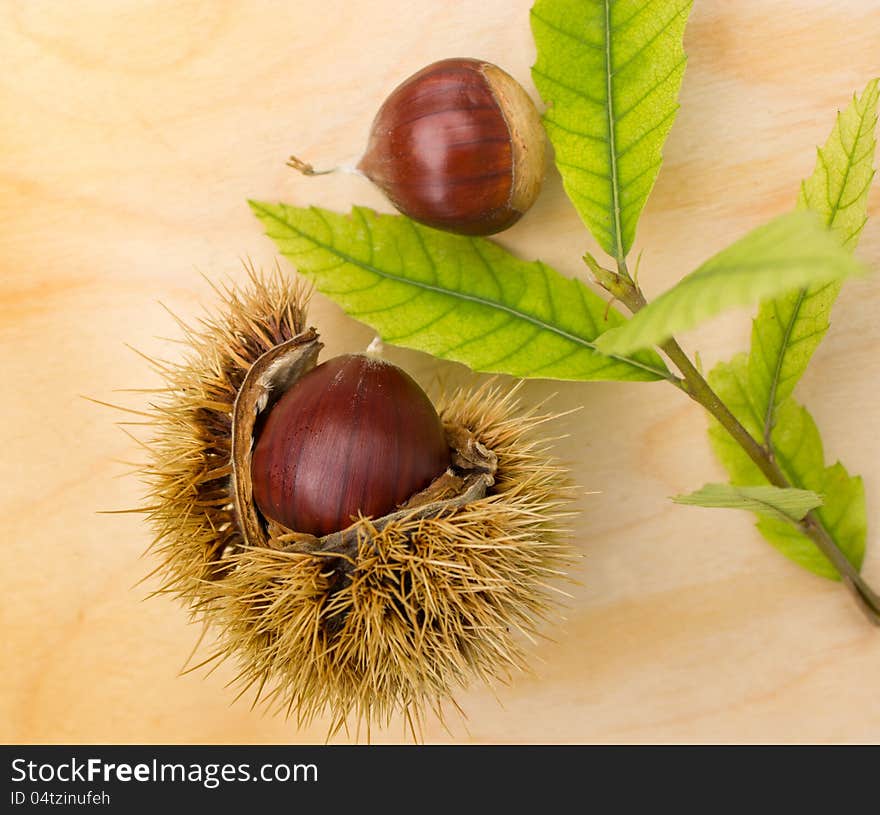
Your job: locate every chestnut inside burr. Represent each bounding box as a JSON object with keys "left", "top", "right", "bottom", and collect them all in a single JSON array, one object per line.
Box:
[{"left": 250, "top": 354, "right": 451, "bottom": 537}]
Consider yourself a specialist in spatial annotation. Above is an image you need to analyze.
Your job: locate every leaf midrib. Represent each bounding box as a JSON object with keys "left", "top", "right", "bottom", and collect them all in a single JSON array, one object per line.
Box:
[
  {"left": 251, "top": 202, "right": 672, "bottom": 381},
  {"left": 603, "top": 0, "right": 624, "bottom": 267},
  {"left": 826, "top": 96, "right": 866, "bottom": 225},
  {"left": 745, "top": 492, "right": 815, "bottom": 522},
  {"left": 762, "top": 287, "right": 805, "bottom": 444}
]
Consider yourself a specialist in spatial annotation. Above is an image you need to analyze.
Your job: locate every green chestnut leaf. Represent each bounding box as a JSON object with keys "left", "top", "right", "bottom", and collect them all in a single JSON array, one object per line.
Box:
[
  {"left": 250, "top": 202, "right": 671, "bottom": 382},
  {"left": 748, "top": 79, "right": 878, "bottom": 447},
  {"left": 531, "top": 0, "right": 692, "bottom": 266},
  {"left": 707, "top": 354, "right": 866, "bottom": 580},
  {"left": 672, "top": 483, "right": 823, "bottom": 524},
  {"left": 704, "top": 83, "right": 877, "bottom": 582}
]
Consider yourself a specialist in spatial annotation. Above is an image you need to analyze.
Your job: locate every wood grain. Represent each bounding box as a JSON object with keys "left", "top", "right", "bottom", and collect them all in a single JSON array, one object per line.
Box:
[{"left": 1, "top": 0, "right": 878, "bottom": 744}]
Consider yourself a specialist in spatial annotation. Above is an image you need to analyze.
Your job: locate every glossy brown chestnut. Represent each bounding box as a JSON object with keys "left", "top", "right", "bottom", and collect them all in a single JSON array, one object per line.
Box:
[
  {"left": 250, "top": 354, "right": 451, "bottom": 537},
  {"left": 356, "top": 57, "right": 547, "bottom": 236}
]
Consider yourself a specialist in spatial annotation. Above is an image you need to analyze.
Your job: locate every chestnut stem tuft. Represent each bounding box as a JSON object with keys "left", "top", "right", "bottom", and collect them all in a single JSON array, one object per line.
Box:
[{"left": 286, "top": 155, "right": 336, "bottom": 176}]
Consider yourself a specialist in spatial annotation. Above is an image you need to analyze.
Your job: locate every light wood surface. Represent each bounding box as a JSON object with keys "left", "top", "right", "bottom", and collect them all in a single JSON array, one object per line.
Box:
[{"left": 2, "top": 0, "right": 879, "bottom": 744}]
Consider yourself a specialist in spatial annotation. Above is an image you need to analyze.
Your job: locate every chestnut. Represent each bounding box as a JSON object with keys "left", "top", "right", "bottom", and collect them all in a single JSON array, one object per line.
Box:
[
  {"left": 290, "top": 57, "right": 547, "bottom": 236},
  {"left": 250, "top": 353, "right": 451, "bottom": 536}
]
